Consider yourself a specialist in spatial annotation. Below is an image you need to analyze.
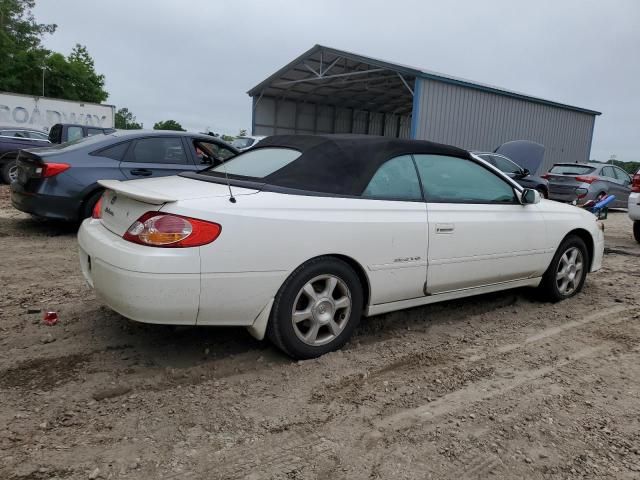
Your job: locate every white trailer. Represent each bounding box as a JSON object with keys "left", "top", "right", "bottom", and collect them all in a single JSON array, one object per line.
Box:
[{"left": 0, "top": 92, "right": 115, "bottom": 132}]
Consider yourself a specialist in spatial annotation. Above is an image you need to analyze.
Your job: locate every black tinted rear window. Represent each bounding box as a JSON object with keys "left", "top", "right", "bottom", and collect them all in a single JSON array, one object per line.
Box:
[
  {"left": 549, "top": 164, "right": 595, "bottom": 175},
  {"left": 93, "top": 142, "right": 130, "bottom": 160}
]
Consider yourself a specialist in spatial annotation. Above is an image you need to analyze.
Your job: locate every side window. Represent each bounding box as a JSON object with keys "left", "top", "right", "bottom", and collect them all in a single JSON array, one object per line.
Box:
[
  {"left": 68, "top": 126, "right": 84, "bottom": 142},
  {"left": 600, "top": 166, "right": 616, "bottom": 179},
  {"left": 414, "top": 154, "right": 517, "bottom": 204},
  {"left": 87, "top": 128, "right": 104, "bottom": 137},
  {"left": 491, "top": 155, "right": 522, "bottom": 174},
  {"left": 126, "top": 137, "right": 188, "bottom": 164},
  {"left": 28, "top": 131, "right": 49, "bottom": 141},
  {"left": 194, "top": 140, "right": 236, "bottom": 164},
  {"left": 362, "top": 155, "right": 422, "bottom": 201},
  {"left": 613, "top": 167, "right": 631, "bottom": 184},
  {"left": 93, "top": 142, "right": 130, "bottom": 160}
]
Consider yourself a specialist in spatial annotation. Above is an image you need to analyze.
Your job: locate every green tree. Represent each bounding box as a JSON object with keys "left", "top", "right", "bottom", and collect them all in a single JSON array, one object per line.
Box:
[
  {"left": 238, "top": 129, "right": 248, "bottom": 137},
  {"left": 153, "top": 120, "right": 185, "bottom": 131},
  {"left": 221, "top": 134, "right": 235, "bottom": 142},
  {"left": 0, "top": 0, "right": 56, "bottom": 94},
  {"left": 0, "top": 1, "right": 108, "bottom": 102},
  {"left": 115, "top": 107, "right": 143, "bottom": 129}
]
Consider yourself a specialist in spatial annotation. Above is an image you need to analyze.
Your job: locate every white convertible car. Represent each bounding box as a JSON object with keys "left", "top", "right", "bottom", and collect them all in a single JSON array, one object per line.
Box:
[{"left": 78, "top": 135, "right": 605, "bottom": 359}]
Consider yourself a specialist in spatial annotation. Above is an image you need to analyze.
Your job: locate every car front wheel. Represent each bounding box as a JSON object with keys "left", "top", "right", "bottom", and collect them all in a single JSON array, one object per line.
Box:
[
  {"left": 267, "top": 257, "right": 363, "bottom": 359},
  {"left": 634, "top": 221, "right": 640, "bottom": 243},
  {"left": 539, "top": 235, "right": 588, "bottom": 301}
]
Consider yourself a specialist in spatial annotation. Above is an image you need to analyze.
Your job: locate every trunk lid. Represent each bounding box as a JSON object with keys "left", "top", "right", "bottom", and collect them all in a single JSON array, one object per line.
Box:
[
  {"left": 15, "top": 150, "right": 46, "bottom": 188},
  {"left": 97, "top": 176, "right": 259, "bottom": 236}
]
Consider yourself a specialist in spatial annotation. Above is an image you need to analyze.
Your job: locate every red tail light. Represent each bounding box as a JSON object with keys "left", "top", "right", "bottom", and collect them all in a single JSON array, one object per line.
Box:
[
  {"left": 575, "top": 175, "right": 597, "bottom": 184},
  {"left": 632, "top": 173, "right": 640, "bottom": 193},
  {"left": 92, "top": 195, "right": 103, "bottom": 219},
  {"left": 541, "top": 173, "right": 551, "bottom": 180},
  {"left": 41, "top": 162, "right": 71, "bottom": 177},
  {"left": 123, "top": 212, "right": 221, "bottom": 248}
]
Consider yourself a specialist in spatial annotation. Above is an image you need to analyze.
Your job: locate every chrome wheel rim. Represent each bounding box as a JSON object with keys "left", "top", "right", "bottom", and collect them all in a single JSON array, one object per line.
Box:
[
  {"left": 8, "top": 164, "right": 18, "bottom": 183},
  {"left": 556, "top": 247, "right": 584, "bottom": 296},
  {"left": 291, "top": 274, "right": 352, "bottom": 346}
]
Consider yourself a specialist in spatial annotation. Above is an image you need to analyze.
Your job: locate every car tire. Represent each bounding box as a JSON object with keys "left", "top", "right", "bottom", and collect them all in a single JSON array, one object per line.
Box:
[
  {"left": 634, "top": 221, "right": 640, "bottom": 243},
  {"left": 1, "top": 158, "right": 17, "bottom": 184},
  {"left": 539, "top": 235, "right": 589, "bottom": 302},
  {"left": 536, "top": 186, "right": 548, "bottom": 199},
  {"left": 80, "top": 189, "right": 104, "bottom": 220},
  {"left": 267, "top": 256, "right": 363, "bottom": 359}
]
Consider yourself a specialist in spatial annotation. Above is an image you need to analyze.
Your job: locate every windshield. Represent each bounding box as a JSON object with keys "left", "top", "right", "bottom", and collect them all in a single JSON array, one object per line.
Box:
[
  {"left": 207, "top": 147, "right": 301, "bottom": 178},
  {"left": 549, "top": 164, "right": 595, "bottom": 175},
  {"left": 231, "top": 138, "right": 254, "bottom": 149}
]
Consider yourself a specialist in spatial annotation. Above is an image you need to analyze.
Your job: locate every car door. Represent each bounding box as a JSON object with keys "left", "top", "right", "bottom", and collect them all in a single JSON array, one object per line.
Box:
[
  {"left": 413, "top": 154, "right": 546, "bottom": 294},
  {"left": 600, "top": 166, "right": 624, "bottom": 207},
  {"left": 612, "top": 167, "right": 632, "bottom": 206},
  {"left": 119, "top": 136, "right": 196, "bottom": 179},
  {"left": 360, "top": 154, "right": 428, "bottom": 304}
]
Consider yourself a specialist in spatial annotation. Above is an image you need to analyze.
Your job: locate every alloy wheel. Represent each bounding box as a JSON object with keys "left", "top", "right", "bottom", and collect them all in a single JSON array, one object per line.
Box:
[
  {"left": 555, "top": 246, "right": 584, "bottom": 296},
  {"left": 291, "top": 274, "right": 352, "bottom": 346},
  {"left": 8, "top": 164, "right": 18, "bottom": 183}
]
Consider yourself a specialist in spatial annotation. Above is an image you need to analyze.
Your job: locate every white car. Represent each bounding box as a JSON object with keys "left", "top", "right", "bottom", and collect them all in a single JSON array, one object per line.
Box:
[
  {"left": 629, "top": 169, "right": 640, "bottom": 242},
  {"left": 231, "top": 135, "right": 265, "bottom": 151},
  {"left": 78, "top": 135, "right": 605, "bottom": 359}
]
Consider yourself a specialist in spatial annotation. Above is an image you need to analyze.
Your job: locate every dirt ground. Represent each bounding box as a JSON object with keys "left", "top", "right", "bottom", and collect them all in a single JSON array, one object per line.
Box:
[{"left": 1, "top": 183, "right": 639, "bottom": 480}]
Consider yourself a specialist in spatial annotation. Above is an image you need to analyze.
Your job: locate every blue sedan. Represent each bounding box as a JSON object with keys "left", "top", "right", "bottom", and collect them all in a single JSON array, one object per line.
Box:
[{"left": 11, "top": 130, "right": 237, "bottom": 221}]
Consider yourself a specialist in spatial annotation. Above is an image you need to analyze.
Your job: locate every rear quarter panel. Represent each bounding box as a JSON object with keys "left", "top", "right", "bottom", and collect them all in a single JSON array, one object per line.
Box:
[{"left": 165, "top": 192, "right": 428, "bottom": 325}]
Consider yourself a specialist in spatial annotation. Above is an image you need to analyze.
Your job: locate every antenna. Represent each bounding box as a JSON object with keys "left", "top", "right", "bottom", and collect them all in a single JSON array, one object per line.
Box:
[{"left": 219, "top": 157, "right": 236, "bottom": 203}]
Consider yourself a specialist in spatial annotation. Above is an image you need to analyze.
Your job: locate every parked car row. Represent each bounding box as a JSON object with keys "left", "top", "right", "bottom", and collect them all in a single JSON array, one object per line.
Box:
[
  {"left": 10, "top": 130, "right": 237, "bottom": 222},
  {"left": 0, "top": 123, "right": 115, "bottom": 183}
]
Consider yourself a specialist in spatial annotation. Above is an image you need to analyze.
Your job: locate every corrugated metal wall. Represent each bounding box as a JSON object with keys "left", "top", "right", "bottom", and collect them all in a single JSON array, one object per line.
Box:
[
  {"left": 412, "top": 78, "right": 596, "bottom": 172},
  {"left": 253, "top": 97, "right": 412, "bottom": 139}
]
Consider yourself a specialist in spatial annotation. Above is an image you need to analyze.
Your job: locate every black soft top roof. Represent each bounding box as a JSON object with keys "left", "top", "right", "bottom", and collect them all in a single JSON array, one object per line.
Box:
[{"left": 238, "top": 134, "right": 472, "bottom": 196}]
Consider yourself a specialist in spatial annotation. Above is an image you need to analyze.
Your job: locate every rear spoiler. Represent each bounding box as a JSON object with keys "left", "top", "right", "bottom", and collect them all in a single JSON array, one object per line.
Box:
[{"left": 98, "top": 180, "right": 177, "bottom": 205}]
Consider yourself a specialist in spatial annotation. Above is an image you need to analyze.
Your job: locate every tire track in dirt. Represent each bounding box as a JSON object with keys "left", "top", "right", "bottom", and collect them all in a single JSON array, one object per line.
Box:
[{"left": 191, "top": 307, "right": 638, "bottom": 479}]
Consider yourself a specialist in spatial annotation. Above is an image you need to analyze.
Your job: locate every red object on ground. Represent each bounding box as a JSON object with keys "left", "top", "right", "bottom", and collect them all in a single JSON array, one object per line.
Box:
[{"left": 43, "top": 311, "right": 58, "bottom": 326}]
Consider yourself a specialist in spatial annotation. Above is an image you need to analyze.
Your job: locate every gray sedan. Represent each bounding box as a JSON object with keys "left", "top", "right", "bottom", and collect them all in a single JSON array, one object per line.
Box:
[
  {"left": 543, "top": 163, "right": 632, "bottom": 207},
  {"left": 11, "top": 130, "right": 237, "bottom": 222}
]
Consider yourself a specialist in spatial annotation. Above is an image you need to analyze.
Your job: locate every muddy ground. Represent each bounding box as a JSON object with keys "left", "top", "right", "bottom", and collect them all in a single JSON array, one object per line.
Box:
[{"left": 1, "top": 183, "right": 639, "bottom": 480}]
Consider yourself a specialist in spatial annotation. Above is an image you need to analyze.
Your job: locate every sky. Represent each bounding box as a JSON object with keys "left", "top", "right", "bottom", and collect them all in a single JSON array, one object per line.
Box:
[{"left": 33, "top": 0, "right": 639, "bottom": 161}]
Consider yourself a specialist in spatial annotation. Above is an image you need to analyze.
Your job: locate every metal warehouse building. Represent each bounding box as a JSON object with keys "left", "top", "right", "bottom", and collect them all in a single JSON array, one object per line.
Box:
[{"left": 248, "top": 45, "right": 601, "bottom": 173}]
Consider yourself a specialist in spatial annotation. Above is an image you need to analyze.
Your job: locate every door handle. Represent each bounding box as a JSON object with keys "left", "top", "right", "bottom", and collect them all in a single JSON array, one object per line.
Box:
[
  {"left": 436, "top": 223, "right": 455, "bottom": 234},
  {"left": 130, "top": 169, "right": 152, "bottom": 177}
]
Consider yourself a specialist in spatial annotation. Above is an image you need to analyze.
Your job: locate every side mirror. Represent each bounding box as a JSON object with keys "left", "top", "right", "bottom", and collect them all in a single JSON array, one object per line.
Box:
[
  {"left": 521, "top": 188, "right": 541, "bottom": 205},
  {"left": 521, "top": 168, "right": 530, "bottom": 176}
]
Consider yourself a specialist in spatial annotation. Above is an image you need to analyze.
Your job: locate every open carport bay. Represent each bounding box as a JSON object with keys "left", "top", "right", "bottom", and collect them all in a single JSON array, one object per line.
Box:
[{"left": 1, "top": 183, "right": 639, "bottom": 479}]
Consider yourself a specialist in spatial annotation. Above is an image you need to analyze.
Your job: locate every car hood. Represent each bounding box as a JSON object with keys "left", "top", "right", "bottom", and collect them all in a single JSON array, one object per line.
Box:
[{"left": 495, "top": 140, "right": 545, "bottom": 175}]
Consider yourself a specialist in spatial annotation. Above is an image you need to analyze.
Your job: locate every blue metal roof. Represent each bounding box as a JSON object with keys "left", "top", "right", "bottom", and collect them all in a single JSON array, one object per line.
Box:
[{"left": 248, "top": 44, "right": 601, "bottom": 116}]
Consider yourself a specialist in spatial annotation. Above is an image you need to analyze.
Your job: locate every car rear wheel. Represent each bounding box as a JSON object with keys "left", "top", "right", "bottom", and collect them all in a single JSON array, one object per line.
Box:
[
  {"left": 536, "top": 186, "right": 548, "bottom": 199},
  {"left": 634, "top": 221, "right": 640, "bottom": 243},
  {"left": 267, "top": 256, "right": 363, "bottom": 359},
  {"left": 1, "top": 159, "right": 17, "bottom": 184},
  {"left": 539, "top": 235, "right": 588, "bottom": 302}
]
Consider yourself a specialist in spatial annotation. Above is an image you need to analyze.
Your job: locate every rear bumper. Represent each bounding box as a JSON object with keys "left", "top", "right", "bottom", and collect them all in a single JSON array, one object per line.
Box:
[
  {"left": 78, "top": 219, "right": 201, "bottom": 325},
  {"left": 548, "top": 190, "right": 577, "bottom": 203},
  {"left": 11, "top": 184, "right": 79, "bottom": 221},
  {"left": 591, "top": 227, "right": 605, "bottom": 272},
  {"left": 77, "top": 219, "right": 285, "bottom": 327},
  {"left": 629, "top": 193, "right": 640, "bottom": 221}
]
